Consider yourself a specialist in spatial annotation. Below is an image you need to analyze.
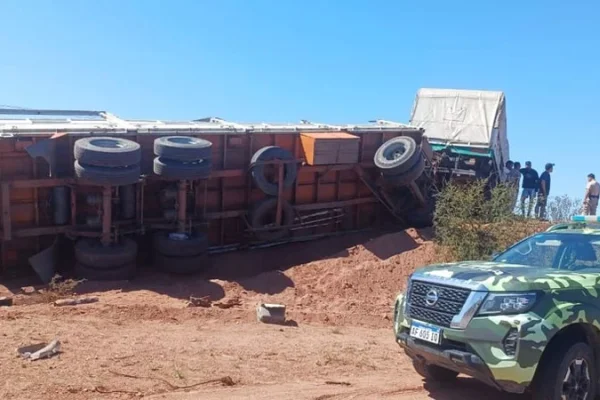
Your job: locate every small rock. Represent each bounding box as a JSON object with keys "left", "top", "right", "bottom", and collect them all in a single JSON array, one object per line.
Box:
[
  {"left": 383, "top": 314, "right": 390, "bottom": 321},
  {"left": 257, "top": 303, "right": 286, "bottom": 324},
  {"left": 0, "top": 296, "right": 13, "bottom": 306},
  {"left": 21, "top": 287, "right": 36, "bottom": 295}
]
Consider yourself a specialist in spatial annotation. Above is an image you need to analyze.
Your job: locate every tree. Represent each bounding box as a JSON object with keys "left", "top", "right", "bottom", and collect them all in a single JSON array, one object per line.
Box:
[{"left": 546, "top": 195, "right": 581, "bottom": 222}]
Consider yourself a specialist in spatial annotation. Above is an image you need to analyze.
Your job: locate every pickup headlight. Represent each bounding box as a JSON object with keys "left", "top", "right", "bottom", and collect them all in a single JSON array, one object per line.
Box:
[{"left": 477, "top": 293, "right": 538, "bottom": 315}]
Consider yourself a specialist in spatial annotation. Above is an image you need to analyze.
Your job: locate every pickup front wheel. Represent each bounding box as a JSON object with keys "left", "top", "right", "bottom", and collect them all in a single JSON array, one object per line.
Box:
[
  {"left": 412, "top": 359, "right": 458, "bottom": 382},
  {"left": 532, "top": 342, "right": 596, "bottom": 400}
]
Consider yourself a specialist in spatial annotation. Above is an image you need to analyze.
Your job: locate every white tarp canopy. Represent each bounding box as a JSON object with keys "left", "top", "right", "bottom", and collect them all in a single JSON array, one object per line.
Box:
[{"left": 409, "top": 88, "right": 509, "bottom": 174}]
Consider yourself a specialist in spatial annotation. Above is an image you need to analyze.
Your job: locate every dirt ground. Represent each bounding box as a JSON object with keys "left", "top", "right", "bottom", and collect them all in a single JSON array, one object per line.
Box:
[{"left": 0, "top": 228, "right": 527, "bottom": 400}]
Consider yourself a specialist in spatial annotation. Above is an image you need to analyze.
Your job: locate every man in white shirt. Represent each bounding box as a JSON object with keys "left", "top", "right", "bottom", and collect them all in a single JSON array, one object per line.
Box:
[{"left": 583, "top": 173, "right": 600, "bottom": 215}]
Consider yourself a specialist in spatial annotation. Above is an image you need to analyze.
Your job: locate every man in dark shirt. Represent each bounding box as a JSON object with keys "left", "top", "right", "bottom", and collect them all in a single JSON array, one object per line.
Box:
[
  {"left": 535, "top": 163, "right": 554, "bottom": 220},
  {"left": 520, "top": 161, "right": 539, "bottom": 217}
]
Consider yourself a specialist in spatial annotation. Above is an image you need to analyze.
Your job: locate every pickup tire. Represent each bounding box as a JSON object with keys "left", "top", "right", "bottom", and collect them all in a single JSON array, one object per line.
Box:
[
  {"left": 74, "top": 137, "right": 141, "bottom": 167},
  {"left": 374, "top": 136, "right": 420, "bottom": 175},
  {"left": 154, "top": 136, "right": 212, "bottom": 161},
  {"left": 412, "top": 359, "right": 458, "bottom": 382},
  {"left": 531, "top": 341, "right": 596, "bottom": 400}
]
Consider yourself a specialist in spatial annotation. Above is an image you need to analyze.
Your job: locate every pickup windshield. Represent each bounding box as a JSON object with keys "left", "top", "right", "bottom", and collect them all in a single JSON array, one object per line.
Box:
[{"left": 492, "top": 233, "right": 600, "bottom": 271}]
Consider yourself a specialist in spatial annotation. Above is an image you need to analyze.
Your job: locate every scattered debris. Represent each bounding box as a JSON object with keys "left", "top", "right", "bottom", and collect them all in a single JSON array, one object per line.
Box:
[
  {"left": 325, "top": 381, "right": 352, "bottom": 386},
  {"left": 214, "top": 296, "right": 242, "bottom": 309},
  {"left": 109, "top": 369, "right": 235, "bottom": 390},
  {"left": 21, "top": 286, "right": 37, "bottom": 295},
  {"left": 188, "top": 295, "right": 212, "bottom": 308},
  {"left": 54, "top": 297, "right": 99, "bottom": 307},
  {"left": 0, "top": 296, "right": 13, "bottom": 306},
  {"left": 257, "top": 303, "right": 286, "bottom": 324},
  {"left": 94, "top": 386, "right": 141, "bottom": 396},
  {"left": 18, "top": 339, "right": 61, "bottom": 361}
]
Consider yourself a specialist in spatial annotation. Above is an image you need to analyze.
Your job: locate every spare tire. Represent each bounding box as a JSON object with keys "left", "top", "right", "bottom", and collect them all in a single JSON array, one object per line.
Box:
[
  {"left": 74, "top": 137, "right": 141, "bottom": 167},
  {"left": 251, "top": 198, "right": 295, "bottom": 242},
  {"left": 155, "top": 253, "right": 210, "bottom": 275},
  {"left": 153, "top": 231, "right": 209, "bottom": 257},
  {"left": 250, "top": 146, "right": 297, "bottom": 196},
  {"left": 383, "top": 156, "right": 425, "bottom": 187},
  {"left": 374, "top": 136, "right": 420, "bottom": 175},
  {"left": 74, "top": 262, "right": 136, "bottom": 281},
  {"left": 154, "top": 136, "right": 212, "bottom": 161},
  {"left": 153, "top": 157, "right": 211, "bottom": 180},
  {"left": 74, "top": 161, "right": 141, "bottom": 186},
  {"left": 75, "top": 238, "right": 138, "bottom": 269}
]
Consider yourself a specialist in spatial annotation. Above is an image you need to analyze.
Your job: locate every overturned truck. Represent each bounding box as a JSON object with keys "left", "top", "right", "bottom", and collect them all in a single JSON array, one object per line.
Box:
[{"left": 0, "top": 108, "right": 437, "bottom": 280}]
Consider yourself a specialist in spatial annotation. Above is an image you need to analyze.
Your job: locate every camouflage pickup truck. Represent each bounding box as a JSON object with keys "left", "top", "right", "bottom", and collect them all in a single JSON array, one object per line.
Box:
[{"left": 394, "top": 217, "right": 600, "bottom": 400}]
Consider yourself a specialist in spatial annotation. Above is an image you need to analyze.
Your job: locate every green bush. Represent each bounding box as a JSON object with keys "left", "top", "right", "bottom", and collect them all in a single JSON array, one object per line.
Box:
[{"left": 433, "top": 180, "right": 548, "bottom": 260}]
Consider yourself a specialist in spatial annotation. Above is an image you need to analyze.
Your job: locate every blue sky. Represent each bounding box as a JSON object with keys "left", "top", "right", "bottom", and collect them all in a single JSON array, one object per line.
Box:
[{"left": 1, "top": 0, "right": 599, "bottom": 199}]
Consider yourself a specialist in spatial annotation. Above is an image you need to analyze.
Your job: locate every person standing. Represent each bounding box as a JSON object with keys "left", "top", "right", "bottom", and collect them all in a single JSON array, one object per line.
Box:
[
  {"left": 535, "top": 163, "right": 554, "bottom": 220},
  {"left": 519, "top": 161, "right": 539, "bottom": 217},
  {"left": 583, "top": 173, "right": 600, "bottom": 215},
  {"left": 505, "top": 161, "right": 520, "bottom": 211}
]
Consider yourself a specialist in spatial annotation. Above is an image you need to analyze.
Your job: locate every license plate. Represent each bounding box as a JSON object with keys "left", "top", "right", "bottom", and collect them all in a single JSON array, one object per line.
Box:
[{"left": 410, "top": 321, "right": 442, "bottom": 344}]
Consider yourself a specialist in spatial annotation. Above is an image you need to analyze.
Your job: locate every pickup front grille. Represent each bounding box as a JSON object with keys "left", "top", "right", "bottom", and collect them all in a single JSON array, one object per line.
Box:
[{"left": 406, "top": 280, "right": 471, "bottom": 328}]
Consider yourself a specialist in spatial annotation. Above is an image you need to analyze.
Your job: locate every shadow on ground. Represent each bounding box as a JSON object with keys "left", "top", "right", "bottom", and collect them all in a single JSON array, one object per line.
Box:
[
  {"left": 4, "top": 227, "right": 431, "bottom": 301},
  {"left": 423, "top": 377, "right": 527, "bottom": 400}
]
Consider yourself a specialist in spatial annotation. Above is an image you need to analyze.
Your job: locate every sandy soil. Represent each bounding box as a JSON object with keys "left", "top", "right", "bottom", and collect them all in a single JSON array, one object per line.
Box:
[{"left": 0, "top": 228, "right": 528, "bottom": 400}]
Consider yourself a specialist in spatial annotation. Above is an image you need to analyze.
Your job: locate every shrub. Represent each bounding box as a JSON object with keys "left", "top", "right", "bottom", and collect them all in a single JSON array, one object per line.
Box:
[{"left": 433, "top": 180, "right": 548, "bottom": 260}]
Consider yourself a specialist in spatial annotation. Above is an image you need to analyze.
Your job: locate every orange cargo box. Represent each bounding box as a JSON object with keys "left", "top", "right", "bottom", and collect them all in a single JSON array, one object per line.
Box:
[{"left": 300, "top": 132, "right": 360, "bottom": 166}]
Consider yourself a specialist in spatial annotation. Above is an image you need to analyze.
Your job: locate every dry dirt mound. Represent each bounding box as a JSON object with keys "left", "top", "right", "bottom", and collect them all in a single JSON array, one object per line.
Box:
[
  {"left": 216, "top": 228, "right": 438, "bottom": 325},
  {"left": 2, "top": 228, "right": 440, "bottom": 329}
]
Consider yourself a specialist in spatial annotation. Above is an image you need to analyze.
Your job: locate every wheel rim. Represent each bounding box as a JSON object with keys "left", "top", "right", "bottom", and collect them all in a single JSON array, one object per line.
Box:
[
  {"left": 562, "top": 358, "right": 591, "bottom": 400},
  {"left": 90, "top": 139, "right": 124, "bottom": 148},
  {"left": 384, "top": 143, "right": 406, "bottom": 161}
]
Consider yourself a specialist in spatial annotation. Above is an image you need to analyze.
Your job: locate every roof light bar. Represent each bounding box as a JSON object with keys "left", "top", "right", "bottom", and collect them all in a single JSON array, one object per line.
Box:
[{"left": 571, "top": 215, "right": 600, "bottom": 222}]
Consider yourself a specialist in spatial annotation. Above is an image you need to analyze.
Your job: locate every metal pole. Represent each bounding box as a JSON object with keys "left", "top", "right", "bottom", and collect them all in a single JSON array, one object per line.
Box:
[
  {"left": 101, "top": 186, "right": 112, "bottom": 246},
  {"left": 275, "top": 160, "right": 284, "bottom": 226},
  {"left": 177, "top": 180, "right": 187, "bottom": 233}
]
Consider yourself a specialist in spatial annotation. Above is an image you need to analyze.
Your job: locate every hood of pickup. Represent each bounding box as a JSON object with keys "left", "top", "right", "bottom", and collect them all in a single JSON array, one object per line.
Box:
[{"left": 412, "top": 261, "right": 600, "bottom": 292}]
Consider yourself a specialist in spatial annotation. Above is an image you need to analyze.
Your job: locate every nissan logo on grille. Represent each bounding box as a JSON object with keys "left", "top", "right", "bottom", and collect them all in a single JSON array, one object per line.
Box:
[{"left": 425, "top": 289, "right": 439, "bottom": 306}]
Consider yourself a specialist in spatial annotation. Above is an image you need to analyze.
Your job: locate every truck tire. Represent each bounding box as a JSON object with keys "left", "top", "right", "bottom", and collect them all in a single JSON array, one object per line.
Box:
[
  {"left": 74, "top": 238, "right": 138, "bottom": 269},
  {"left": 374, "top": 136, "right": 420, "bottom": 175},
  {"left": 532, "top": 342, "right": 596, "bottom": 400},
  {"left": 251, "top": 198, "right": 295, "bottom": 242},
  {"left": 154, "top": 136, "right": 212, "bottom": 161},
  {"left": 153, "top": 231, "right": 209, "bottom": 257},
  {"left": 153, "top": 157, "right": 211, "bottom": 180},
  {"left": 74, "top": 262, "right": 136, "bottom": 281},
  {"left": 74, "top": 137, "right": 141, "bottom": 167},
  {"left": 250, "top": 146, "right": 297, "bottom": 196},
  {"left": 154, "top": 253, "right": 210, "bottom": 275},
  {"left": 383, "top": 157, "right": 425, "bottom": 187},
  {"left": 412, "top": 359, "right": 458, "bottom": 382},
  {"left": 74, "top": 161, "right": 141, "bottom": 186}
]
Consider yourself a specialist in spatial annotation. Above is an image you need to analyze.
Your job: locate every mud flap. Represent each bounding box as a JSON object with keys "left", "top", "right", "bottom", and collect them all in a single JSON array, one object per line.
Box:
[{"left": 28, "top": 237, "right": 59, "bottom": 284}]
